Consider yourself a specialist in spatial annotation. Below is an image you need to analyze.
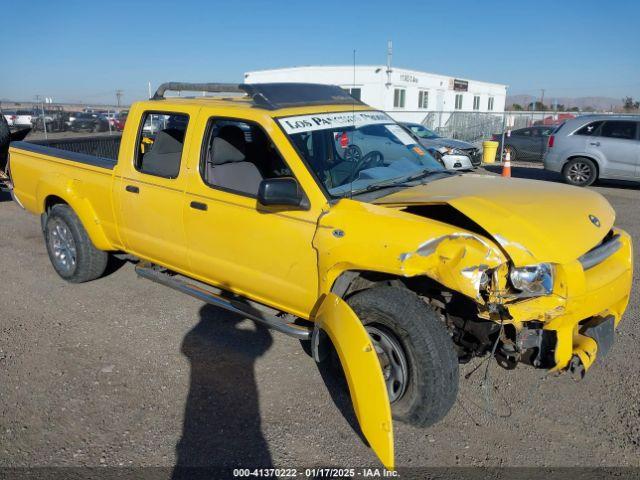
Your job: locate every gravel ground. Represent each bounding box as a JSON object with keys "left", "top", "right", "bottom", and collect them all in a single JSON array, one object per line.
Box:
[{"left": 0, "top": 164, "right": 639, "bottom": 476}]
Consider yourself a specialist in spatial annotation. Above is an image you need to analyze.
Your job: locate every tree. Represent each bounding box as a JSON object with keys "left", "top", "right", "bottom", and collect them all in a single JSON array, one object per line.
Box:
[
  {"left": 583, "top": 105, "right": 596, "bottom": 112},
  {"left": 567, "top": 106, "right": 580, "bottom": 112},
  {"left": 622, "top": 96, "right": 640, "bottom": 111},
  {"left": 528, "top": 101, "right": 548, "bottom": 111},
  {"left": 510, "top": 103, "right": 524, "bottom": 111}
]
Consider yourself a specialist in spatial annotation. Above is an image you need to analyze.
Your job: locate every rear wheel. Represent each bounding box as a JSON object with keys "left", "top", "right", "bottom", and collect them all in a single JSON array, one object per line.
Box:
[
  {"left": 346, "top": 286, "right": 459, "bottom": 427},
  {"left": 44, "top": 204, "right": 108, "bottom": 283},
  {"left": 563, "top": 157, "right": 597, "bottom": 187},
  {"left": 502, "top": 145, "right": 518, "bottom": 161}
]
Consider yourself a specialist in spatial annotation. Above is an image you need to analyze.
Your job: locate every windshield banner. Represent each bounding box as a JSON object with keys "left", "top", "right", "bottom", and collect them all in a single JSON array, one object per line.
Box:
[{"left": 278, "top": 111, "right": 393, "bottom": 134}]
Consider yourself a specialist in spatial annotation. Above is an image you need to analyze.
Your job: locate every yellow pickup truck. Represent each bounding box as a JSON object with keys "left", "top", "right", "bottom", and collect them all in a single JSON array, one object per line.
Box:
[{"left": 6, "top": 83, "right": 633, "bottom": 469}]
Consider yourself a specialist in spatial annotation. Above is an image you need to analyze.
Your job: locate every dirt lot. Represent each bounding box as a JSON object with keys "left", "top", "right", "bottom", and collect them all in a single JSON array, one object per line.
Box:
[{"left": 1, "top": 164, "right": 639, "bottom": 476}]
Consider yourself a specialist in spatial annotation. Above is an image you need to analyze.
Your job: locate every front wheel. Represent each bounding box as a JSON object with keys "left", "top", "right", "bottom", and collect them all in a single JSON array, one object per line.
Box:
[
  {"left": 347, "top": 286, "right": 459, "bottom": 427},
  {"left": 44, "top": 204, "right": 108, "bottom": 283},
  {"left": 562, "top": 157, "right": 597, "bottom": 187}
]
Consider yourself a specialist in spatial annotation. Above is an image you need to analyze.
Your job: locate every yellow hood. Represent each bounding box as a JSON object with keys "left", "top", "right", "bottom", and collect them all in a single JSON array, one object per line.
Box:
[{"left": 375, "top": 174, "right": 615, "bottom": 266}]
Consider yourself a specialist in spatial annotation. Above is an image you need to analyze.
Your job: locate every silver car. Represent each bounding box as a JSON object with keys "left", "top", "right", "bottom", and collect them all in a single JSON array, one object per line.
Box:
[
  {"left": 400, "top": 122, "right": 480, "bottom": 170},
  {"left": 544, "top": 115, "right": 640, "bottom": 186}
]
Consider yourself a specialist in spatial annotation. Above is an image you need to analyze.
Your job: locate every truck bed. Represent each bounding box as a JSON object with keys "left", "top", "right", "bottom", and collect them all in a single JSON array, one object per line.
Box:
[{"left": 12, "top": 134, "right": 122, "bottom": 170}]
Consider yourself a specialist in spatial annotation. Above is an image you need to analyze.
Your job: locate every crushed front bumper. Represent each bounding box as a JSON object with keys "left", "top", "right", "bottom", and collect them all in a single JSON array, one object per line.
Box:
[{"left": 505, "top": 228, "right": 633, "bottom": 374}]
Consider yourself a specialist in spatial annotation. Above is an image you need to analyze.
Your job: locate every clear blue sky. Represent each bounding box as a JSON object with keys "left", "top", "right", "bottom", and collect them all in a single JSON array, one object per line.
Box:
[{"left": 2, "top": 0, "right": 639, "bottom": 105}]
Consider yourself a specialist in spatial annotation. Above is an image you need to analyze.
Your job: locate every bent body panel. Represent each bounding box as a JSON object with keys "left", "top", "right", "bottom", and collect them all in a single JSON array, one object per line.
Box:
[{"left": 313, "top": 293, "right": 394, "bottom": 470}]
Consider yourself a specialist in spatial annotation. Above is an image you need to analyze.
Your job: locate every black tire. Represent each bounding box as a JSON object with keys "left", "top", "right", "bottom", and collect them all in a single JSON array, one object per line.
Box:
[
  {"left": 44, "top": 204, "right": 108, "bottom": 283},
  {"left": 562, "top": 157, "right": 597, "bottom": 187},
  {"left": 502, "top": 144, "right": 518, "bottom": 162},
  {"left": 346, "top": 286, "right": 459, "bottom": 427}
]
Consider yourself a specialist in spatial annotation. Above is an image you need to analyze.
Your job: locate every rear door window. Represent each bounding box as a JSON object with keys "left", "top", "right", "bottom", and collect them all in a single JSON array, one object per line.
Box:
[
  {"left": 135, "top": 112, "right": 189, "bottom": 179},
  {"left": 599, "top": 121, "right": 638, "bottom": 140},
  {"left": 574, "top": 121, "right": 603, "bottom": 136}
]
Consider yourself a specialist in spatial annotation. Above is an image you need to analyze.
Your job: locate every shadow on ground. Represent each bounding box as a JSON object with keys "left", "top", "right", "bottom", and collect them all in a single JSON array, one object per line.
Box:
[
  {"left": 172, "top": 304, "right": 273, "bottom": 478},
  {"left": 483, "top": 164, "right": 561, "bottom": 182},
  {"left": 483, "top": 163, "right": 640, "bottom": 190}
]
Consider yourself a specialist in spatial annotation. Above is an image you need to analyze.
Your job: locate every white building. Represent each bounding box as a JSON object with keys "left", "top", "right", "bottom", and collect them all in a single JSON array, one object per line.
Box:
[{"left": 244, "top": 65, "right": 507, "bottom": 123}]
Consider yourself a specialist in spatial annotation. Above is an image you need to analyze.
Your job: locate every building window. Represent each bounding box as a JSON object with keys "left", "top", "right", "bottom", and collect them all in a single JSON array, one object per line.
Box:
[
  {"left": 488, "top": 97, "right": 494, "bottom": 111},
  {"left": 418, "top": 90, "right": 429, "bottom": 109},
  {"left": 473, "top": 96, "right": 480, "bottom": 110},
  {"left": 454, "top": 94, "right": 463, "bottom": 110},
  {"left": 393, "top": 88, "right": 406, "bottom": 108},
  {"left": 344, "top": 87, "right": 361, "bottom": 100}
]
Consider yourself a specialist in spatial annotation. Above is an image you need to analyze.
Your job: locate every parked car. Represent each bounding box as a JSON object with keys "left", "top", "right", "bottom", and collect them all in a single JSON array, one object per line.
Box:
[
  {"left": 33, "top": 107, "right": 69, "bottom": 133},
  {"left": 544, "top": 115, "right": 640, "bottom": 186},
  {"left": 400, "top": 122, "right": 481, "bottom": 168},
  {"left": 492, "top": 125, "right": 555, "bottom": 161},
  {"left": 5, "top": 82, "right": 633, "bottom": 470},
  {"left": 114, "top": 112, "right": 127, "bottom": 131},
  {"left": 2, "top": 109, "right": 34, "bottom": 129},
  {"left": 70, "top": 113, "right": 109, "bottom": 132}
]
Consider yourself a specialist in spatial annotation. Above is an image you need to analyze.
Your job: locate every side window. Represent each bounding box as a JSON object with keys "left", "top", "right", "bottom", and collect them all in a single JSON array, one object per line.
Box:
[
  {"left": 136, "top": 112, "right": 188, "bottom": 179},
  {"left": 349, "top": 88, "right": 362, "bottom": 101},
  {"left": 574, "top": 121, "right": 603, "bottom": 136},
  {"left": 454, "top": 94, "right": 463, "bottom": 110},
  {"left": 600, "top": 121, "right": 637, "bottom": 140},
  {"left": 201, "top": 119, "right": 293, "bottom": 196},
  {"left": 393, "top": 89, "right": 406, "bottom": 108},
  {"left": 512, "top": 128, "right": 530, "bottom": 136}
]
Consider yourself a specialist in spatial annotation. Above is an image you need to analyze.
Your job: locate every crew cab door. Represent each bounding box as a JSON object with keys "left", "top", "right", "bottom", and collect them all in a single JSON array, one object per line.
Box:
[
  {"left": 182, "top": 112, "right": 324, "bottom": 317},
  {"left": 115, "top": 106, "right": 197, "bottom": 271}
]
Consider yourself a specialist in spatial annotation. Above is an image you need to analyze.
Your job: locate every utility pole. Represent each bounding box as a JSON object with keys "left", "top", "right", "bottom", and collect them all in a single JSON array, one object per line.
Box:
[
  {"left": 115, "top": 89, "right": 123, "bottom": 108},
  {"left": 540, "top": 89, "right": 545, "bottom": 111}
]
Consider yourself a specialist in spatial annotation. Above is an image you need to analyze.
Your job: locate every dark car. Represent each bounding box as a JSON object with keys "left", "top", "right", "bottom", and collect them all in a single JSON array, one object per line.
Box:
[
  {"left": 70, "top": 113, "right": 109, "bottom": 133},
  {"left": 400, "top": 122, "right": 482, "bottom": 167},
  {"left": 492, "top": 125, "right": 555, "bottom": 161}
]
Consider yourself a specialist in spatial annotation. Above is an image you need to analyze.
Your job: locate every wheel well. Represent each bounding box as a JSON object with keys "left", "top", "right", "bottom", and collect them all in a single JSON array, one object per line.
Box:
[
  {"left": 44, "top": 195, "right": 68, "bottom": 212},
  {"left": 564, "top": 155, "right": 600, "bottom": 177}
]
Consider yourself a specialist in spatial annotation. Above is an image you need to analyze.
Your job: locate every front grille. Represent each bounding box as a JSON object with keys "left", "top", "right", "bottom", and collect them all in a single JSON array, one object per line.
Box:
[{"left": 462, "top": 148, "right": 482, "bottom": 166}]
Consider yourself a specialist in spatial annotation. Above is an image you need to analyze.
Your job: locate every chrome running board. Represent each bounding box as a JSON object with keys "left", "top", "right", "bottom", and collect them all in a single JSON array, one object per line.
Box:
[{"left": 135, "top": 265, "right": 311, "bottom": 340}]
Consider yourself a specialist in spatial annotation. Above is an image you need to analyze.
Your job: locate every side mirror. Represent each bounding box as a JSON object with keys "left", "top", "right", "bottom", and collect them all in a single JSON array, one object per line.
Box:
[{"left": 257, "top": 177, "right": 309, "bottom": 210}]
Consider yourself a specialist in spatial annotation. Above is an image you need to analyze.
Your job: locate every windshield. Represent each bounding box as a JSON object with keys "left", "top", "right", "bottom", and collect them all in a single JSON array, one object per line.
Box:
[
  {"left": 279, "top": 111, "right": 444, "bottom": 197},
  {"left": 405, "top": 124, "right": 439, "bottom": 139}
]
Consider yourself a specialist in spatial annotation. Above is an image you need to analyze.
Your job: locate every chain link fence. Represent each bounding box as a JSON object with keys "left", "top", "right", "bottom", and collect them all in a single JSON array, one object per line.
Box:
[{"left": 391, "top": 110, "right": 618, "bottom": 146}]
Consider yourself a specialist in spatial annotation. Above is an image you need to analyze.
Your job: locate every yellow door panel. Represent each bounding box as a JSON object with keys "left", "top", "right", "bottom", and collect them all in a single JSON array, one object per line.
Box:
[
  {"left": 183, "top": 187, "right": 319, "bottom": 317},
  {"left": 314, "top": 293, "right": 394, "bottom": 470},
  {"left": 119, "top": 177, "right": 189, "bottom": 270}
]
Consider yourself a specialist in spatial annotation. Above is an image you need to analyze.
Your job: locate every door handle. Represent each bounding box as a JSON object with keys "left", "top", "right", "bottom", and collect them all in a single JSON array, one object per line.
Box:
[
  {"left": 125, "top": 185, "right": 139, "bottom": 193},
  {"left": 190, "top": 201, "right": 207, "bottom": 211},
  {"left": 590, "top": 141, "right": 601, "bottom": 147}
]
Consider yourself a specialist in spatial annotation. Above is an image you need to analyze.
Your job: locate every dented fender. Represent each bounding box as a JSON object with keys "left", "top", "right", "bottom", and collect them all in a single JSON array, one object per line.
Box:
[
  {"left": 312, "top": 293, "right": 394, "bottom": 470},
  {"left": 314, "top": 199, "right": 507, "bottom": 303}
]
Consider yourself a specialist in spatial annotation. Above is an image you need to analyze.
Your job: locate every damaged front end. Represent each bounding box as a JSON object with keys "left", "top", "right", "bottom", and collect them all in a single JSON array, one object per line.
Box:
[{"left": 318, "top": 185, "right": 632, "bottom": 379}]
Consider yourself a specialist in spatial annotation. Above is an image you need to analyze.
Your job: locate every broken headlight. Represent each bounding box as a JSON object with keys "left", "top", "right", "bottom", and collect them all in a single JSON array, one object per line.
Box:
[{"left": 509, "top": 263, "right": 554, "bottom": 296}]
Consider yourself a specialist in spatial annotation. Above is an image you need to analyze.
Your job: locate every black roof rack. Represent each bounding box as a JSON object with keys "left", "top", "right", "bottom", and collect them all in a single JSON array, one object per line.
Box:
[{"left": 151, "top": 82, "right": 364, "bottom": 110}]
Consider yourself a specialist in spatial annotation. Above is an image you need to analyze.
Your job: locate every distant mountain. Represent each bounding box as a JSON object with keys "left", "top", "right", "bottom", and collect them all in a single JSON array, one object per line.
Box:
[{"left": 507, "top": 94, "right": 622, "bottom": 111}]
